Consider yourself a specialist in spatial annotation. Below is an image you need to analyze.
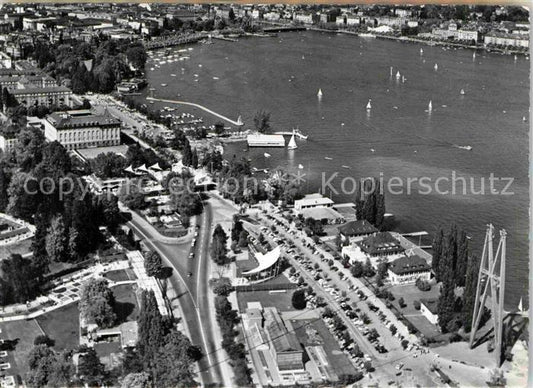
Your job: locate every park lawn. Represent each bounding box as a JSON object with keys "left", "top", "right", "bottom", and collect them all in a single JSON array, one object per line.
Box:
[
  {"left": 236, "top": 288, "right": 298, "bottom": 313},
  {"left": 36, "top": 303, "right": 80, "bottom": 352},
  {"left": 0, "top": 239, "right": 32, "bottom": 259},
  {"left": 104, "top": 269, "right": 136, "bottom": 282},
  {"left": 0, "top": 319, "right": 43, "bottom": 377},
  {"left": 112, "top": 284, "right": 139, "bottom": 323}
]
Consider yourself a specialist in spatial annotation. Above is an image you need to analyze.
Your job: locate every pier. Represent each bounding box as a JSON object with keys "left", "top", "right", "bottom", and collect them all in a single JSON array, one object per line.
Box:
[
  {"left": 146, "top": 97, "right": 243, "bottom": 126},
  {"left": 144, "top": 33, "right": 205, "bottom": 50},
  {"left": 273, "top": 130, "right": 308, "bottom": 139},
  {"left": 263, "top": 26, "right": 307, "bottom": 33}
]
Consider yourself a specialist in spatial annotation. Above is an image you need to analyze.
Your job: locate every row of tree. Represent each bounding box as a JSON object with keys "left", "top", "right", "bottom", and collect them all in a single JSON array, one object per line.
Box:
[
  {"left": 355, "top": 177, "right": 386, "bottom": 229},
  {"left": 434, "top": 224, "right": 482, "bottom": 333}
]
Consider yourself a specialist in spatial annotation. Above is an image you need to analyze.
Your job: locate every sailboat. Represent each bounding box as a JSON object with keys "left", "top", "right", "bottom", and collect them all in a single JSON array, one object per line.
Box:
[
  {"left": 390, "top": 66, "right": 393, "bottom": 76},
  {"left": 302, "top": 55, "right": 305, "bottom": 60},
  {"left": 473, "top": 52, "right": 476, "bottom": 59},
  {"left": 460, "top": 89, "right": 465, "bottom": 95},
  {"left": 236, "top": 116, "right": 243, "bottom": 126},
  {"left": 264, "top": 153, "right": 271, "bottom": 158},
  {"left": 428, "top": 100, "right": 433, "bottom": 111},
  {"left": 434, "top": 63, "right": 438, "bottom": 71},
  {"left": 317, "top": 88, "right": 323, "bottom": 98},
  {"left": 396, "top": 71, "right": 401, "bottom": 80},
  {"left": 298, "top": 164, "right": 304, "bottom": 169},
  {"left": 514, "top": 55, "right": 518, "bottom": 61},
  {"left": 366, "top": 99, "right": 372, "bottom": 111},
  {"left": 287, "top": 131, "right": 297, "bottom": 150},
  {"left": 401, "top": 76, "right": 405, "bottom": 83},
  {"left": 420, "top": 48, "right": 423, "bottom": 55}
]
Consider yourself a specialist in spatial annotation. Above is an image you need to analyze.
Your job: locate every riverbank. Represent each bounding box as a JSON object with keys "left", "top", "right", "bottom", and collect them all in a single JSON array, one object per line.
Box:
[{"left": 308, "top": 26, "right": 529, "bottom": 56}]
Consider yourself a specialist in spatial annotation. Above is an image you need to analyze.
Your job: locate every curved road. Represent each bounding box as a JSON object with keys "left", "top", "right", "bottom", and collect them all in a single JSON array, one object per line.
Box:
[{"left": 127, "top": 201, "right": 225, "bottom": 386}]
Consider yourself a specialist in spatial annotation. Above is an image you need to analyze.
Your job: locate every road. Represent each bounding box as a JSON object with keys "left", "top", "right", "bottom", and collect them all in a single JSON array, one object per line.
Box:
[{"left": 127, "top": 206, "right": 225, "bottom": 386}]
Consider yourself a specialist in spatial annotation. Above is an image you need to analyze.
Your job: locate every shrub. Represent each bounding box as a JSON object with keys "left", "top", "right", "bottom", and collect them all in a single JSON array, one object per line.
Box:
[
  {"left": 413, "top": 300, "right": 421, "bottom": 310},
  {"left": 398, "top": 297, "right": 406, "bottom": 307},
  {"left": 292, "top": 289, "right": 307, "bottom": 310}
]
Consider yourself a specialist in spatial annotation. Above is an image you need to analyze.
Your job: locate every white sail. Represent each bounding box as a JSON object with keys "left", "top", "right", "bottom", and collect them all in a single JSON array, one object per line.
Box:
[
  {"left": 434, "top": 63, "right": 438, "bottom": 71},
  {"left": 518, "top": 297, "right": 524, "bottom": 312},
  {"left": 390, "top": 66, "right": 393, "bottom": 76},
  {"left": 420, "top": 48, "right": 423, "bottom": 55},
  {"left": 317, "top": 88, "right": 323, "bottom": 97},
  {"left": 264, "top": 153, "right": 271, "bottom": 158},
  {"left": 402, "top": 76, "right": 405, "bottom": 83},
  {"left": 460, "top": 89, "right": 465, "bottom": 95},
  {"left": 298, "top": 164, "right": 304, "bottom": 169},
  {"left": 514, "top": 55, "right": 518, "bottom": 61},
  {"left": 366, "top": 99, "right": 372, "bottom": 110},
  {"left": 288, "top": 132, "right": 297, "bottom": 150},
  {"left": 428, "top": 100, "right": 433, "bottom": 111},
  {"left": 473, "top": 52, "right": 476, "bottom": 59},
  {"left": 236, "top": 115, "right": 243, "bottom": 126},
  {"left": 396, "top": 71, "right": 401, "bottom": 79}
]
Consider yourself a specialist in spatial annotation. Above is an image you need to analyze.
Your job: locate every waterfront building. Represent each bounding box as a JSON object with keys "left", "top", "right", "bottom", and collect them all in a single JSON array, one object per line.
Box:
[
  {"left": 246, "top": 133, "right": 285, "bottom": 147},
  {"left": 43, "top": 109, "right": 121, "bottom": 150},
  {"left": 299, "top": 206, "right": 345, "bottom": 225},
  {"left": 293, "top": 12, "right": 314, "bottom": 25},
  {"left": 357, "top": 232, "right": 405, "bottom": 258},
  {"left": 294, "top": 193, "right": 334, "bottom": 211},
  {"left": 484, "top": 32, "right": 529, "bottom": 48},
  {"left": 338, "top": 219, "right": 378, "bottom": 242},
  {"left": 420, "top": 298, "right": 439, "bottom": 325},
  {"left": 387, "top": 255, "right": 432, "bottom": 285}
]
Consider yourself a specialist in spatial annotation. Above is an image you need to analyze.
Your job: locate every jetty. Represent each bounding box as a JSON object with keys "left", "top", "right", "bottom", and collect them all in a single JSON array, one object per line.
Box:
[
  {"left": 273, "top": 130, "right": 308, "bottom": 140},
  {"left": 144, "top": 33, "right": 204, "bottom": 50},
  {"left": 146, "top": 97, "right": 243, "bottom": 126}
]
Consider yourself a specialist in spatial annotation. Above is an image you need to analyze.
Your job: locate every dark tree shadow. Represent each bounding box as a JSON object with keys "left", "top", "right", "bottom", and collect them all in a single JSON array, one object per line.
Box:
[
  {"left": 159, "top": 266, "right": 173, "bottom": 279},
  {"left": 114, "top": 302, "right": 135, "bottom": 324}
]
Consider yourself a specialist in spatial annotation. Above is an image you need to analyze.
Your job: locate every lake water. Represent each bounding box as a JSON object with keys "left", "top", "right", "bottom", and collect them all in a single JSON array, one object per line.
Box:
[{"left": 143, "top": 31, "right": 529, "bottom": 309}]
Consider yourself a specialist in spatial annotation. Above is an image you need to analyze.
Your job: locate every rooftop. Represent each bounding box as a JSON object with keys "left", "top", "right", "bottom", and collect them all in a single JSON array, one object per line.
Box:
[
  {"left": 338, "top": 219, "right": 377, "bottom": 236},
  {"left": 264, "top": 307, "right": 302, "bottom": 354},
  {"left": 420, "top": 298, "right": 439, "bottom": 315},
  {"left": 47, "top": 110, "right": 121, "bottom": 129},
  {"left": 388, "top": 255, "right": 431, "bottom": 275}
]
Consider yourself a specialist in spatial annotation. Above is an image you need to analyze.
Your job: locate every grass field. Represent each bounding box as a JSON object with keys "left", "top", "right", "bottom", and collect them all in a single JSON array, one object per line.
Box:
[
  {"left": 36, "top": 303, "right": 80, "bottom": 352},
  {"left": 104, "top": 269, "right": 136, "bottom": 282},
  {"left": 0, "top": 319, "right": 43, "bottom": 377}
]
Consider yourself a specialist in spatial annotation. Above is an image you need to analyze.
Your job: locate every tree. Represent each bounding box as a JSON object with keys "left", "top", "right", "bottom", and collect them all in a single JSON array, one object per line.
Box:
[
  {"left": 292, "top": 289, "right": 307, "bottom": 309},
  {"left": 398, "top": 297, "right": 406, "bottom": 308},
  {"left": 77, "top": 347, "right": 105, "bottom": 386},
  {"left": 253, "top": 110, "right": 271, "bottom": 133},
  {"left": 126, "top": 45, "right": 148, "bottom": 70},
  {"left": 34, "top": 335, "right": 55, "bottom": 347},
  {"left": 229, "top": 8, "right": 236, "bottom": 21},
  {"left": 211, "top": 224, "right": 228, "bottom": 265},
  {"left": 181, "top": 140, "right": 193, "bottom": 166},
  {"left": 350, "top": 261, "right": 363, "bottom": 277},
  {"left": 90, "top": 152, "right": 127, "bottom": 179},
  {"left": 121, "top": 372, "right": 151, "bottom": 388},
  {"left": 45, "top": 215, "right": 68, "bottom": 262},
  {"left": 462, "top": 254, "right": 480, "bottom": 332},
  {"left": 455, "top": 230, "right": 469, "bottom": 287},
  {"left": 137, "top": 290, "right": 167, "bottom": 363},
  {"left": 152, "top": 331, "right": 196, "bottom": 386},
  {"left": 210, "top": 277, "right": 233, "bottom": 296},
  {"left": 0, "top": 165, "right": 10, "bottom": 212},
  {"left": 413, "top": 300, "right": 421, "bottom": 310},
  {"left": 144, "top": 251, "right": 163, "bottom": 278},
  {"left": 79, "top": 278, "right": 117, "bottom": 328},
  {"left": 214, "top": 121, "right": 225, "bottom": 135},
  {"left": 0, "top": 254, "right": 41, "bottom": 305},
  {"left": 363, "top": 258, "right": 375, "bottom": 277},
  {"left": 437, "top": 247, "right": 456, "bottom": 333}
]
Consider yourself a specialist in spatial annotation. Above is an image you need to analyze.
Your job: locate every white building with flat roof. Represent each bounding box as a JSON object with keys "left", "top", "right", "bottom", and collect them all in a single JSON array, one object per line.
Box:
[{"left": 294, "top": 193, "right": 334, "bottom": 210}]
